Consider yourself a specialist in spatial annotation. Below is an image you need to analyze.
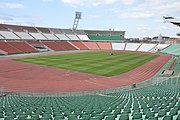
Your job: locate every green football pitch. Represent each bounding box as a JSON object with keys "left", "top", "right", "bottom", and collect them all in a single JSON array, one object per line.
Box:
[{"left": 15, "top": 51, "right": 159, "bottom": 76}]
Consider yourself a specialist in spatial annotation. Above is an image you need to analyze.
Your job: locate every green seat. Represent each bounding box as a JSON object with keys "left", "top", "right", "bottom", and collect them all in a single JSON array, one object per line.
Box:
[
  {"left": 177, "top": 114, "right": 180, "bottom": 120},
  {"left": 142, "top": 108, "right": 150, "bottom": 115},
  {"left": 68, "top": 114, "right": 77, "bottom": 120},
  {"left": 54, "top": 115, "right": 64, "bottom": 120},
  {"left": 92, "top": 114, "right": 104, "bottom": 119},
  {"left": 4, "top": 116, "right": 15, "bottom": 120},
  {"left": 52, "top": 112, "right": 63, "bottom": 117},
  {"left": 113, "top": 110, "right": 120, "bottom": 115},
  {"left": 169, "top": 103, "right": 175, "bottom": 108},
  {"left": 148, "top": 117, "right": 158, "bottom": 120},
  {"left": 105, "top": 115, "right": 115, "bottom": 120},
  {"left": 40, "top": 117, "right": 52, "bottom": 120},
  {"left": 5, "top": 113, "right": 16, "bottom": 118},
  {"left": 94, "top": 109, "right": 102, "bottom": 114},
  {"left": 0, "top": 113, "right": 4, "bottom": 118},
  {"left": 30, "top": 115, "right": 39, "bottom": 119},
  {"left": 132, "top": 112, "right": 142, "bottom": 119},
  {"left": 81, "top": 114, "right": 90, "bottom": 119},
  {"left": 153, "top": 108, "right": 159, "bottom": 113},
  {"left": 91, "top": 112, "right": 101, "bottom": 117},
  {"left": 173, "top": 105, "right": 180, "bottom": 110},
  {"left": 145, "top": 112, "right": 154, "bottom": 119},
  {"left": 158, "top": 109, "right": 166, "bottom": 117},
  {"left": 122, "top": 109, "right": 131, "bottom": 114},
  {"left": 163, "top": 115, "right": 173, "bottom": 120},
  {"left": 133, "top": 108, "right": 140, "bottom": 112},
  {"left": 18, "top": 115, "right": 27, "bottom": 120},
  {"left": 164, "top": 107, "right": 170, "bottom": 112},
  {"left": 74, "top": 110, "right": 82, "bottom": 115},
  {"left": 169, "top": 108, "right": 178, "bottom": 115},
  {"left": 40, "top": 116, "right": 52, "bottom": 120},
  {"left": 83, "top": 110, "right": 91, "bottom": 115},
  {"left": 74, "top": 118, "right": 81, "bottom": 120},
  {"left": 119, "top": 114, "right": 129, "bottom": 120},
  {"left": 90, "top": 117, "right": 101, "bottom": 120}
]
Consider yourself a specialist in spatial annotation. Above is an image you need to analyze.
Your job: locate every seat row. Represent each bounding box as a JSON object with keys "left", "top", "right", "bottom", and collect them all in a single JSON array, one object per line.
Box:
[{"left": 0, "top": 80, "right": 179, "bottom": 120}]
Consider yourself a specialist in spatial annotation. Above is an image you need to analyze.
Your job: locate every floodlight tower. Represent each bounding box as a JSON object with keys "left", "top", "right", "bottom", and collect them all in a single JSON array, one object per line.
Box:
[{"left": 73, "top": 11, "right": 82, "bottom": 31}]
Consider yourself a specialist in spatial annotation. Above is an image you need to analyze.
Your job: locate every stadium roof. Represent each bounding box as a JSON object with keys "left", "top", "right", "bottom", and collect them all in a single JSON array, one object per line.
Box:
[{"left": 163, "top": 16, "right": 180, "bottom": 27}]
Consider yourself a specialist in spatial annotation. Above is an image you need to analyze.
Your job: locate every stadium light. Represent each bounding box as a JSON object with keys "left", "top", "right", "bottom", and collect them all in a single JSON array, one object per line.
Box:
[
  {"left": 75, "top": 12, "right": 82, "bottom": 19},
  {"left": 73, "top": 11, "right": 82, "bottom": 31}
]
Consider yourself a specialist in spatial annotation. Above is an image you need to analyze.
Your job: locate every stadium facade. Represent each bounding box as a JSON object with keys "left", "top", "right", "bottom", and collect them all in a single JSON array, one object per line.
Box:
[{"left": 0, "top": 23, "right": 180, "bottom": 120}]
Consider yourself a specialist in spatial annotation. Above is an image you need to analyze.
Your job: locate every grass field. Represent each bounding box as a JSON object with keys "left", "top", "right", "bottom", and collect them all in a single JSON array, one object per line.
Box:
[{"left": 15, "top": 51, "right": 159, "bottom": 76}]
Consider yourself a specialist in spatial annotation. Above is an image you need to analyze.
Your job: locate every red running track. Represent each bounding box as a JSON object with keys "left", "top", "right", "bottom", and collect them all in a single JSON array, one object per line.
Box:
[{"left": 0, "top": 52, "right": 171, "bottom": 93}]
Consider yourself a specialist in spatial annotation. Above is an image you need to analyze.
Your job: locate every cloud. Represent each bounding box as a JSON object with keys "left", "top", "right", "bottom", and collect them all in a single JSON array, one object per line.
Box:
[
  {"left": 0, "top": 2, "right": 24, "bottom": 9},
  {"left": 86, "top": 15, "right": 100, "bottom": 20},
  {"left": 61, "top": 0, "right": 134, "bottom": 7},
  {"left": 0, "top": 13, "right": 38, "bottom": 26},
  {"left": 42, "top": 0, "right": 54, "bottom": 2},
  {"left": 120, "top": 0, "right": 134, "bottom": 5},
  {"left": 136, "top": 25, "right": 150, "bottom": 31},
  {"left": 61, "top": 0, "right": 180, "bottom": 19},
  {"left": 0, "top": 16, "right": 14, "bottom": 21},
  {"left": 0, "top": 14, "right": 14, "bottom": 23},
  {"left": 118, "top": 11, "right": 154, "bottom": 19},
  {"left": 109, "top": 0, "right": 180, "bottom": 19}
]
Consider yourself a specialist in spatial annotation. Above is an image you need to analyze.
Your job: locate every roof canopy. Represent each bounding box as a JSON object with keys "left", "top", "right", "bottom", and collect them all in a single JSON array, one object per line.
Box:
[{"left": 164, "top": 16, "right": 180, "bottom": 27}]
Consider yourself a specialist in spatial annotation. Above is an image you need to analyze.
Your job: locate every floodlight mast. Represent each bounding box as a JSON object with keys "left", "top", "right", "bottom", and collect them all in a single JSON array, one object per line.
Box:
[{"left": 73, "top": 12, "right": 81, "bottom": 31}]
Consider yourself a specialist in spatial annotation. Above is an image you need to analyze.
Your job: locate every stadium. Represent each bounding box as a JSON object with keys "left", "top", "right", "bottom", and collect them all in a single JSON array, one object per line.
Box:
[{"left": 0, "top": 6, "right": 180, "bottom": 120}]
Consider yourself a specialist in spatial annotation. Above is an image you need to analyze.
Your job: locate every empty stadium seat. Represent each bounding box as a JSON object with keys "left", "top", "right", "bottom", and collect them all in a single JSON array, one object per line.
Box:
[
  {"left": 7, "top": 42, "right": 37, "bottom": 53},
  {"left": 0, "top": 42, "right": 22, "bottom": 54},
  {"left": 97, "top": 42, "right": 112, "bottom": 50},
  {"left": 29, "top": 33, "right": 47, "bottom": 40},
  {"left": 55, "top": 41, "right": 77, "bottom": 50},
  {"left": 0, "top": 78, "right": 179, "bottom": 120},
  {"left": 77, "top": 35, "right": 90, "bottom": 40},
  {"left": 42, "top": 33, "right": 59, "bottom": 40},
  {"left": 125, "top": 43, "right": 141, "bottom": 51},
  {"left": 14, "top": 32, "right": 35, "bottom": 40},
  {"left": 160, "top": 44, "right": 180, "bottom": 56},
  {"left": 42, "top": 42, "right": 64, "bottom": 51},
  {"left": 137, "top": 44, "right": 157, "bottom": 52},
  {"left": 36, "top": 27, "right": 51, "bottom": 33},
  {"left": 82, "top": 42, "right": 100, "bottom": 50},
  {"left": 112, "top": 43, "right": 125, "bottom": 50},
  {"left": 0, "top": 31, "right": 20, "bottom": 39},
  {"left": 55, "top": 34, "right": 70, "bottom": 40},
  {"left": 66, "top": 34, "right": 80, "bottom": 40},
  {"left": 71, "top": 42, "right": 89, "bottom": 50}
]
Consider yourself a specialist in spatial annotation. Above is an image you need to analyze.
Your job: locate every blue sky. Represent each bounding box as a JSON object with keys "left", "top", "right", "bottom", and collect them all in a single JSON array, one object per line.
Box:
[{"left": 0, "top": 0, "right": 179, "bottom": 38}]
